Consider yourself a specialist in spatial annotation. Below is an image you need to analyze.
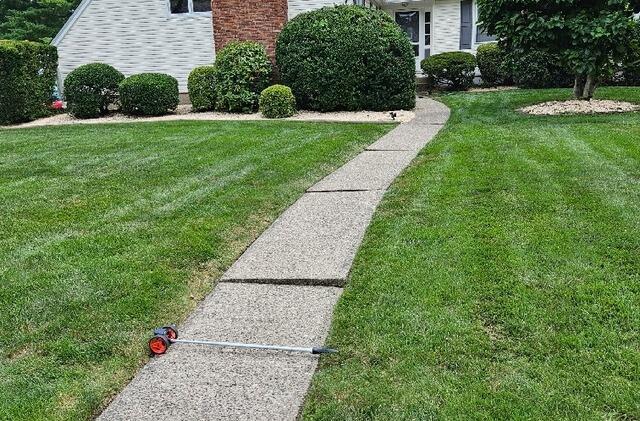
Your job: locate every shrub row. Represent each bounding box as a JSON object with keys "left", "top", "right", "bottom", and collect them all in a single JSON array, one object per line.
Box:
[
  {"left": 64, "top": 64, "right": 179, "bottom": 118},
  {"left": 188, "top": 6, "right": 416, "bottom": 115},
  {"left": 474, "top": 41, "right": 640, "bottom": 89},
  {"left": 62, "top": 5, "right": 416, "bottom": 121},
  {"left": 188, "top": 41, "right": 289, "bottom": 117},
  {"left": 421, "top": 44, "right": 575, "bottom": 91},
  {"left": 0, "top": 40, "right": 57, "bottom": 125}
]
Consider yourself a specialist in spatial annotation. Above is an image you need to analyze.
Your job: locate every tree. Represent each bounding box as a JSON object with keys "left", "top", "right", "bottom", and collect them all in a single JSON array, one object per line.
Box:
[
  {"left": 0, "top": 0, "right": 81, "bottom": 43},
  {"left": 478, "top": 0, "right": 640, "bottom": 99}
]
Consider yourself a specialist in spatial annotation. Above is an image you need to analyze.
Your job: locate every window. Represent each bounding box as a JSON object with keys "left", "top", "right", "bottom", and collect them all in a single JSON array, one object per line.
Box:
[
  {"left": 424, "top": 11, "right": 431, "bottom": 58},
  {"left": 476, "top": 25, "right": 496, "bottom": 43},
  {"left": 192, "top": 0, "right": 212, "bottom": 12},
  {"left": 170, "top": 0, "right": 211, "bottom": 14},
  {"left": 395, "top": 11, "right": 420, "bottom": 57}
]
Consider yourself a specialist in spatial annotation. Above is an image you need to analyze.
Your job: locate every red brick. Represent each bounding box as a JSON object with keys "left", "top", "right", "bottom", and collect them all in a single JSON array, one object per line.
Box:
[{"left": 211, "top": 0, "right": 288, "bottom": 59}]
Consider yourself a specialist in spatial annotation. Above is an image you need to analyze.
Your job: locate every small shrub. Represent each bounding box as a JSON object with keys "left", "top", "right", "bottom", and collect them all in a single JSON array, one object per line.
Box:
[
  {"left": 503, "top": 50, "right": 573, "bottom": 89},
  {"left": 0, "top": 40, "right": 57, "bottom": 125},
  {"left": 119, "top": 73, "right": 179, "bottom": 116},
  {"left": 64, "top": 63, "right": 124, "bottom": 118},
  {"left": 214, "top": 41, "right": 272, "bottom": 113},
  {"left": 188, "top": 65, "right": 217, "bottom": 111},
  {"left": 259, "top": 85, "right": 296, "bottom": 118},
  {"left": 421, "top": 51, "right": 476, "bottom": 91},
  {"left": 276, "top": 5, "right": 415, "bottom": 112},
  {"left": 476, "top": 43, "right": 505, "bottom": 86}
]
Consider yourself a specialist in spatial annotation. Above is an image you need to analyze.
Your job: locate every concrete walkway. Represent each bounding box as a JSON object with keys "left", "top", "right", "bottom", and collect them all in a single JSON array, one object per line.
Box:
[{"left": 99, "top": 97, "right": 449, "bottom": 420}]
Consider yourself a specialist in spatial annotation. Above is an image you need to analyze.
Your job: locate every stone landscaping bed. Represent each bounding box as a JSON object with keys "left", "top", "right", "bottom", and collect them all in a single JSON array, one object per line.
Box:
[
  {"left": 520, "top": 99, "right": 640, "bottom": 115},
  {"left": 7, "top": 105, "right": 414, "bottom": 129}
]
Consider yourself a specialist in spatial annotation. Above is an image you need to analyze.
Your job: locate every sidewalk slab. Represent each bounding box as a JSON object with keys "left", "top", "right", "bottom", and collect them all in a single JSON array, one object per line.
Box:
[
  {"left": 222, "top": 191, "right": 384, "bottom": 286},
  {"left": 413, "top": 97, "right": 450, "bottom": 125},
  {"left": 308, "top": 150, "right": 417, "bottom": 192},
  {"left": 366, "top": 123, "right": 444, "bottom": 151},
  {"left": 99, "top": 283, "right": 341, "bottom": 421}
]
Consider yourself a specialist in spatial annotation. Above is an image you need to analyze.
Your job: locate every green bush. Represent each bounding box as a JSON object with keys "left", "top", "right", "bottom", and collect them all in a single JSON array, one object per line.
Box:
[
  {"left": 612, "top": 23, "right": 640, "bottom": 86},
  {"left": 476, "top": 43, "right": 505, "bottom": 86},
  {"left": 188, "top": 65, "right": 217, "bottom": 111},
  {"left": 503, "top": 50, "right": 573, "bottom": 88},
  {"left": 421, "top": 51, "right": 476, "bottom": 91},
  {"left": 0, "top": 40, "right": 57, "bottom": 125},
  {"left": 214, "top": 41, "right": 272, "bottom": 113},
  {"left": 119, "top": 73, "right": 179, "bottom": 116},
  {"left": 259, "top": 85, "right": 296, "bottom": 118},
  {"left": 64, "top": 63, "right": 124, "bottom": 118},
  {"left": 276, "top": 5, "right": 416, "bottom": 112}
]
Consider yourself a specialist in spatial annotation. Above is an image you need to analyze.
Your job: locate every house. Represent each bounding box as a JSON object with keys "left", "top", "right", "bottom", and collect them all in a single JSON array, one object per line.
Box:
[{"left": 52, "top": 0, "right": 494, "bottom": 93}]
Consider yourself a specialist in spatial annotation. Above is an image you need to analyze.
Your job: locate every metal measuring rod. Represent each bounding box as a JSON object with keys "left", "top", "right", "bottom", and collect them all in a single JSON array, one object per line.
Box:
[{"left": 148, "top": 326, "right": 337, "bottom": 356}]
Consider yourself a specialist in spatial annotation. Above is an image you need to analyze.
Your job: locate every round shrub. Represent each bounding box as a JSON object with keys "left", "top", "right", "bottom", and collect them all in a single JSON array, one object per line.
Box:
[
  {"left": 188, "top": 65, "right": 217, "bottom": 111},
  {"left": 276, "top": 5, "right": 416, "bottom": 112},
  {"left": 259, "top": 85, "right": 296, "bottom": 118},
  {"left": 64, "top": 63, "right": 124, "bottom": 118},
  {"left": 119, "top": 73, "right": 179, "bottom": 116},
  {"left": 503, "top": 50, "right": 573, "bottom": 89},
  {"left": 421, "top": 51, "right": 476, "bottom": 91},
  {"left": 476, "top": 43, "right": 505, "bottom": 86},
  {"left": 213, "top": 41, "right": 272, "bottom": 113}
]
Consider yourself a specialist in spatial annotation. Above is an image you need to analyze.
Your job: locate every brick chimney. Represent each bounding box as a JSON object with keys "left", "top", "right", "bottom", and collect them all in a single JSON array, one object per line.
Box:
[{"left": 211, "top": 0, "right": 289, "bottom": 58}]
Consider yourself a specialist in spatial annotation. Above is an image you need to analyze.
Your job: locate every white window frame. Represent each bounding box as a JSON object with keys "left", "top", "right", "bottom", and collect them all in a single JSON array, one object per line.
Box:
[
  {"left": 472, "top": 0, "right": 496, "bottom": 46},
  {"left": 167, "top": 0, "right": 211, "bottom": 16},
  {"left": 393, "top": 7, "right": 432, "bottom": 72}
]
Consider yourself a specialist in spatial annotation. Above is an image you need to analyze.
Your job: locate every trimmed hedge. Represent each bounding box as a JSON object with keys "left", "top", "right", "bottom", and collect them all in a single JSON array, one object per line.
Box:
[
  {"left": 119, "top": 73, "right": 179, "bottom": 116},
  {"left": 259, "top": 85, "right": 296, "bottom": 118},
  {"left": 504, "top": 50, "right": 573, "bottom": 89},
  {"left": 214, "top": 41, "right": 272, "bottom": 113},
  {"left": 188, "top": 65, "right": 217, "bottom": 111},
  {"left": 476, "top": 43, "right": 504, "bottom": 86},
  {"left": 276, "top": 5, "right": 416, "bottom": 112},
  {"left": 64, "top": 63, "right": 124, "bottom": 118},
  {"left": 421, "top": 51, "right": 476, "bottom": 91},
  {"left": 0, "top": 40, "right": 57, "bottom": 125}
]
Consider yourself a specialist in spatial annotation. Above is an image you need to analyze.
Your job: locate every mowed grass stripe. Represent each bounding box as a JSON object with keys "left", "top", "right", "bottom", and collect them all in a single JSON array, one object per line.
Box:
[
  {"left": 0, "top": 120, "right": 393, "bottom": 420},
  {"left": 303, "top": 88, "right": 639, "bottom": 420}
]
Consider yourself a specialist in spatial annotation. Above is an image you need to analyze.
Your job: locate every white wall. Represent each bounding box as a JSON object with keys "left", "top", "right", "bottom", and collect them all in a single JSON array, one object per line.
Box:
[
  {"left": 288, "top": 0, "right": 376, "bottom": 19},
  {"left": 431, "top": 0, "right": 460, "bottom": 54},
  {"left": 54, "top": 0, "right": 214, "bottom": 92}
]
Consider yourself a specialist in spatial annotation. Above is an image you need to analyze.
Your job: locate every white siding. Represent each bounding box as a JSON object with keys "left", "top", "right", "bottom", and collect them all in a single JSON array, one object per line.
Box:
[
  {"left": 431, "top": 0, "right": 460, "bottom": 54},
  {"left": 55, "top": 0, "right": 214, "bottom": 92},
  {"left": 288, "top": 0, "right": 375, "bottom": 19}
]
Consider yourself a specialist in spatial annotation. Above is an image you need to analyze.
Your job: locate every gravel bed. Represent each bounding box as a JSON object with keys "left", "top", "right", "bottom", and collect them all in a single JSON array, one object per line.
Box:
[
  {"left": 5, "top": 104, "right": 414, "bottom": 129},
  {"left": 520, "top": 99, "right": 640, "bottom": 115}
]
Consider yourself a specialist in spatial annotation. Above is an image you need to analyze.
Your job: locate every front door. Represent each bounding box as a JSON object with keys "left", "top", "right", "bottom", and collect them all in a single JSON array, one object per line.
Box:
[{"left": 395, "top": 9, "right": 432, "bottom": 71}]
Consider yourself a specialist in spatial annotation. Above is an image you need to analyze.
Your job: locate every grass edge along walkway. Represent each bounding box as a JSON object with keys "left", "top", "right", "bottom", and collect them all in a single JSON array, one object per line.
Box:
[
  {"left": 303, "top": 87, "right": 640, "bottom": 420},
  {"left": 0, "top": 119, "right": 393, "bottom": 420}
]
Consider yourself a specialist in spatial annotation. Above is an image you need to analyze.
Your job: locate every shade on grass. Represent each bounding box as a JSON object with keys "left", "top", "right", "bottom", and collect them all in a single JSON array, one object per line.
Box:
[
  {"left": 0, "top": 120, "right": 392, "bottom": 420},
  {"left": 303, "top": 87, "right": 640, "bottom": 420}
]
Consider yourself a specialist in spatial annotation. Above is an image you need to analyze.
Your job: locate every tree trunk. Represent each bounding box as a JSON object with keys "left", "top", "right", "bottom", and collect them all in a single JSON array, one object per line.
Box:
[
  {"left": 582, "top": 74, "right": 597, "bottom": 100},
  {"left": 574, "top": 75, "right": 586, "bottom": 99}
]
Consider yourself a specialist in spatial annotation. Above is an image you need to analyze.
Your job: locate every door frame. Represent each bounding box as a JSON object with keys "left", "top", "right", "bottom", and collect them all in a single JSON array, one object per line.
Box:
[{"left": 391, "top": 6, "right": 433, "bottom": 72}]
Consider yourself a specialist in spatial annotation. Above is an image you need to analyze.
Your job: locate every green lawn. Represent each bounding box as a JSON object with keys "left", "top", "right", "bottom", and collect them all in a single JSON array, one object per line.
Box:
[
  {"left": 0, "top": 120, "right": 393, "bottom": 420},
  {"left": 303, "top": 87, "right": 640, "bottom": 420}
]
